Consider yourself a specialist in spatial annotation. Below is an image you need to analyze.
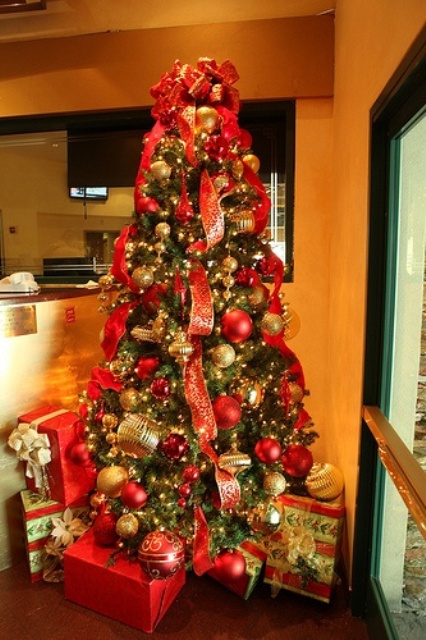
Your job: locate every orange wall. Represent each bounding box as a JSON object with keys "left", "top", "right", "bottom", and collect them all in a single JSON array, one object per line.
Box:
[{"left": 331, "top": 0, "right": 425, "bottom": 583}]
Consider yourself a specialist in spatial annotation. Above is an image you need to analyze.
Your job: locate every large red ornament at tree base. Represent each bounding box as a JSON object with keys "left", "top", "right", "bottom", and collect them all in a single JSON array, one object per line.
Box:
[
  {"left": 254, "top": 437, "right": 282, "bottom": 464},
  {"left": 213, "top": 549, "right": 246, "bottom": 582},
  {"left": 69, "top": 441, "right": 91, "bottom": 466},
  {"left": 138, "top": 530, "right": 185, "bottom": 579},
  {"left": 281, "top": 444, "right": 314, "bottom": 477},
  {"left": 212, "top": 395, "right": 242, "bottom": 430},
  {"left": 220, "top": 309, "right": 253, "bottom": 343},
  {"left": 120, "top": 481, "right": 148, "bottom": 509},
  {"left": 92, "top": 510, "right": 119, "bottom": 547}
]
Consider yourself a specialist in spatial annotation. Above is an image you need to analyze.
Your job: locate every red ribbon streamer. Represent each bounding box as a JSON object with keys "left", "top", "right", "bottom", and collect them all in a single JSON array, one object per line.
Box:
[
  {"left": 188, "top": 260, "right": 214, "bottom": 336},
  {"left": 101, "top": 301, "right": 136, "bottom": 361},
  {"left": 188, "top": 169, "right": 224, "bottom": 252},
  {"left": 242, "top": 163, "right": 271, "bottom": 234},
  {"left": 110, "top": 225, "right": 139, "bottom": 293},
  {"left": 193, "top": 506, "right": 214, "bottom": 575},
  {"left": 177, "top": 106, "right": 198, "bottom": 167},
  {"left": 184, "top": 336, "right": 217, "bottom": 449}
]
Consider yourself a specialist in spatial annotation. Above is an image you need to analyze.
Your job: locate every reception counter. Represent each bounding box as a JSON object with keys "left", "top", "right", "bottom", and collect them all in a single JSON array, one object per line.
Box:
[{"left": 0, "top": 288, "right": 106, "bottom": 571}]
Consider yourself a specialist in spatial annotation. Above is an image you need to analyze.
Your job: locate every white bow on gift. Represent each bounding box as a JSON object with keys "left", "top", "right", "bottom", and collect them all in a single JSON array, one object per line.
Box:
[{"left": 7, "top": 423, "right": 51, "bottom": 496}]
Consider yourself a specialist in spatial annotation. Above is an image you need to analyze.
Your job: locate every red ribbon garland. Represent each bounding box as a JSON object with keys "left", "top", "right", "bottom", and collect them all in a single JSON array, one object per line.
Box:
[
  {"left": 188, "top": 169, "right": 224, "bottom": 253},
  {"left": 101, "top": 301, "right": 137, "bottom": 361},
  {"left": 188, "top": 260, "right": 214, "bottom": 335},
  {"left": 242, "top": 163, "right": 271, "bottom": 234}
]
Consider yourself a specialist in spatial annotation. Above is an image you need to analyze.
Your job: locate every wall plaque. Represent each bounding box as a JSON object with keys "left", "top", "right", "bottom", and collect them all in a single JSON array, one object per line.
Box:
[{"left": 0, "top": 305, "right": 37, "bottom": 338}]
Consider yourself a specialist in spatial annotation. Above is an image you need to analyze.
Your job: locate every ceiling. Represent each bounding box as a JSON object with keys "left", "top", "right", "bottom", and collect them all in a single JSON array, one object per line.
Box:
[{"left": 0, "top": 0, "right": 335, "bottom": 44}]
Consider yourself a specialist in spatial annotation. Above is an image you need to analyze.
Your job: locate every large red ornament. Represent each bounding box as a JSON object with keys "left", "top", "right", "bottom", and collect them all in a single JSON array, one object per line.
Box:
[
  {"left": 161, "top": 433, "right": 189, "bottom": 460},
  {"left": 213, "top": 549, "right": 246, "bottom": 582},
  {"left": 254, "top": 437, "right": 282, "bottom": 464},
  {"left": 220, "top": 309, "right": 253, "bottom": 343},
  {"left": 135, "top": 195, "right": 159, "bottom": 216},
  {"left": 138, "top": 530, "right": 185, "bottom": 579},
  {"left": 212, "top": 395, "right": 242, "bottom": 430},
  {"left": 120, "top": 481, "right": 148, "bottom": 509},
  {"left": 92, "top": 510, "right": 119, "bottom": 547},
  {"left": 281, "top": 444, "right": 314, "bottom": 477},
  {"left": 135, "top": 356, "right": 159, "bottom": 379},
  {"left": 69, "top": 441, "right": 91, "bottom": 466}
]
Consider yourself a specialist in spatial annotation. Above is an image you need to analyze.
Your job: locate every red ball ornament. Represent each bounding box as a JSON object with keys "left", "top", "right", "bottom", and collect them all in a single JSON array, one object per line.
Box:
[
  {"left": 220, "top": 309, "right": 253, "bottom": 343},
  {"left": 178, "top": 483, "right": 192, "bottom": 498},
  {"left": 212, "top": 395, "right": 242, "bottom": 430},
  {"left": 177, "top": 498, "right": 187, "bottom": 508},
  {"left": 254, "top": 437, "right": 282, "bottom": 464},
  {"left": 213, "top": 549, "right": 246, "bottom": 582},
  {"left": 183, "top": 465, "right": 201, "bottom": 483},
  {"left": 138, "top": 530, "right": 185, "bottom": 579},
  {"left": 93, "top": 511, "right": 119, "bottom": 547},
  {"left": 136, "top": 195, "right": 159, "bottom": 215},
  {"left": 120, "top": 481, "right": 148, "bottom": 509},
  {"left": 281, "top": 444, "right": 314, "bottom": 477},
  {"left": 69, "top": 442, "right": 91, "bottom": 466},
  {"left": 135, "top": 356, "right": 159, "bottom": 379},
  {"left": 150, "top": 377, "right": 171, "bottom": 400},
  {"left": 161, "top": 433, "right": 189, "bottom": 460}
]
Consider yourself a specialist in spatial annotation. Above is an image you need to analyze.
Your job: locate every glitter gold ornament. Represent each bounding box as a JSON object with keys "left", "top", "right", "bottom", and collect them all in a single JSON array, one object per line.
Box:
[
  {"left": 132, "top": 266, "right": 155, "bottom": 290},
  {"left": 222, "top": 256, "right": 239, "bottom": 273},
  {"left": 261, "top": 312, "right": 285, "bottom": 336},
  {"left": 150, "top": 159, "right": 172, "bottom": 182},
  {"left": 218, "top": 443, "right": 251, "bottom": 476},
  {"left": 155, "top": 222, "right": 171, "bottom": 239},
  {"left": 306, "top": 462, "right": 345, "bottom": 501},
  {"left": 98, "top": 274, "right": 114, "bottom": 289},
  {"left": 263, "top": 471, "right": 287, "bottom": 496},
  {"left": 119, "top": 388, "right": 140, "bottom": 411},
  {"left": 211, "top": 343, "right": 236, "bottom": 368},
  {"left": 196, "top": 106, "right": 220, "bottom": 133},
  {"left": 288, "top": 382, "right": 304, "bottom": 404},
  {"left": 248, "top": 285, "right": 268, "bottom": 307},
  {"left": 102, "top": 413, "right": 119, "bottom": 430},
  {"left": 248, "top": 499, "right": 282, "bottom": 534},
  {"left": 116, "top": 513, "right": 139, "bottom": 539},
  {"left": 96, "top": 465, "right": 129, "bottom": 498},
  {"left": 242, "top": 153, "right": 260, "bottom": 173},
  {"left": 168, "top": 330, "right": 194, "bottom": 365},
  {"left": 117, "top": 413, "right": 160, "bottom": 458}
]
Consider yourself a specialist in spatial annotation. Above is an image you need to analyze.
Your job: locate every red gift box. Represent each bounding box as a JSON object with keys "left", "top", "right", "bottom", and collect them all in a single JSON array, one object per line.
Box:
[
  {"left": 263, "top": 494, "right": 346, "bottom": 603},
  {"left": 63, "top": 529, "right": 186, "bottom": 633},
  {"left": 207, "top": 540, "right": 267, "bottom": 599},
  {"left": 19, "top": 405, "right": 95, "bottom": 505}
]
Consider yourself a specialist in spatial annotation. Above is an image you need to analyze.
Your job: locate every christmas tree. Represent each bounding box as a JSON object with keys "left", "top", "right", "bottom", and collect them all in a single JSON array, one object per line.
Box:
[{"left": 79, "top": 58, "right": 318, "bottom": 580}]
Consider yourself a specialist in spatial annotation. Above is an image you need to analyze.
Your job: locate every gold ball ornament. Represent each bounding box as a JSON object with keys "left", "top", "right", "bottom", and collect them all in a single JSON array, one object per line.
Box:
[
  {"left": 248, "top": 499, "right": 282, "bottom": 534},
  {"left": 261, "top": 312, "right": 285, "bottom": 336},
  {"left": 119, "top": 388, "right": 141, "bottom": 412},
  {"left": 222, "top": 256, "right": 239, "bottom": 273},
  {"left": 117, "top": 413, "right": 160, "bottom": 458},
  {"left": 150, "top": 160, "right": 172, "bottom": 182},
  {"left": 96, "top": 466, "right": 129, "bottom": 498},
  {"left": 116, "top": 513, "right": 139, "bottom": 539},
  {"left": 248, "top": 286, "right": 269, "bottom": 307},
  {"left": 306, "top": 462, "right": 345, "bottom": 501},
  {"left": 234, "top": 378, "right": 264, "bottom": 408},
  {"left": 282, "top": 304, "right": 301, "bottom": 340},
  {"left": 98, "top": 274, "right": 114, "bottom": 289},
  {"left": 263, "top": 471, "right": 287, "bottom": 496},
  {"left": 132, "top": 266, "right": 155, "bottom": 290},
  {"left": 155, "top": 222, "right": 171, "bottom": 239},
  {"left": 196, "top": 106, "right": 220, "bottom": 133},
  {"left": 211, "top": 343, "right": 236, "bottom": 368},
  {"left": 102, "top": 413, "right": 119, "bottom": 430},
  {"left": 288, "top": 382, "right": 304, "bottom": 404},
  {"left": 243, "top": 153, "right": 261, "bottom": 173}
]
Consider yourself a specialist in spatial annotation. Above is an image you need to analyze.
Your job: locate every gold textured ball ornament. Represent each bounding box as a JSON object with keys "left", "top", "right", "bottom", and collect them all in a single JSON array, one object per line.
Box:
[
  {"left": 102, "top": 413, "right": 119, "bottom": 430},
  {"left": 132, "top": 266, "right": 155, "bottom": 290},
  {"left": 248, "top": 285, "right": 269, "bottom": 307},
  {"left": 119, "top": 388, "right": 141, "bottom": 412},
  {"left": 96, "top": 465, "right": 129, "bottom": 498},
  {"left": 195, "top": 106, "right": 220, "bottom": 133},
  {"left": 288, "top": 382, "right": 304, "bottom": 404},
  {"left": 150, "top": 160, "right": 172, "bottom": 182},
  {"left": 117, "top": 413, "right": 160, "bottom": 458},
  {"left": 98, "top": 274, "right": 114, "bottom": 289},
  {"left": 211, "top": 343, "right": 236, "bottom": 369},
  {"left": 222, "top": 256, "right": 239, "bottom": 273},
  {"left": 116, "top": 513, "right": 139, "bottom": 539},
  {"left": 263, "top": 471, "right": 287, "bottom": 496},
  {"left": 261, "top": 312, "right": 285, "bottom": 336},
  {"left": 243, "top": 153, "right": 261, "bottom": 173},
  {"left": 306, "top": 462, "right": 345, "bottom": 501}
]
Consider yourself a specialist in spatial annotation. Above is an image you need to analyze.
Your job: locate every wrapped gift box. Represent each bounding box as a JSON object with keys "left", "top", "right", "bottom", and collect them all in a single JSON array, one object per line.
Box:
[
  {"left": 19, "top": 405, "right": 95, "bottom": 505},
  {"left": 263, "top": 494, "right": 346, "bottom": 603},
  {"left": 20, "top": 488, "right": 88, "bottom": 582},
  {"left": 207, "top": 540, "right": 267, "bottom": 599},
  {"left": 64, "top": 529, "right": 186, "bottom": 633}
]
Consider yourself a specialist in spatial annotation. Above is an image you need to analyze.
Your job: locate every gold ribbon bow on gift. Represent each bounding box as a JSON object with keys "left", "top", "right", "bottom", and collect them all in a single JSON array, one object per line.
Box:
[{"left": 7, "top": 423, "right": 51, "bottom": 497}]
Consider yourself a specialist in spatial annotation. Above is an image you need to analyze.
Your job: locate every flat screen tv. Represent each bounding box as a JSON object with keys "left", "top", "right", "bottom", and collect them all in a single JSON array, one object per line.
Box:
[{"left": 69, "top": 186, "right": 108, "bottom": 201}]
